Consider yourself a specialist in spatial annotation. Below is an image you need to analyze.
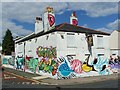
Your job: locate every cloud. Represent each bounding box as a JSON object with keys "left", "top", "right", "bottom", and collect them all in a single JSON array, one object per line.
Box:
[
  {"left": 82, "top": 24, "right": 88, "bottom": 28},
  {"left": 68, "top": 2, "right": 118, "bottom": 17},
  {"left": 107, "top": 19, "right": 119, "bottom": 30},
  {"left": 2, "top": 2, "right": 69, "bottom": 23},
  {"left": 2, "top": 2, "right": 118, "bottom": 23},
  {"left": 1, "top": 0, "right": 120, "bottom": 2},
  {"left": 2, "top": 19, "right": 33, "bottom": 38},
  {"left": 1, "top": 2, "right": 118, "bottom": 43},
  {"left": 96, "top": 27, "right": 112, "bottom": 33},
  {"left": 96, "top": 19, "right": 119, "bottom": 33}
]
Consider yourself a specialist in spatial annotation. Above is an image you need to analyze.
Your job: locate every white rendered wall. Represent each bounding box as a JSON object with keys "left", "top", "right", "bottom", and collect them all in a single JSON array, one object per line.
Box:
[
  {"left": 110, "top": 31, "right": 119, "bottom": 49},
  {"left": 35, "top": 20, "right": 43, "bottom": 34},
  {"left": 56, "top": 32, "right": 110, "bottom": 62},
  {"left": 110, "top": 30, "right": 120, "bottom": 56},
  {"left": 15, "top": 42, "right": 24, "bottom": 58}
]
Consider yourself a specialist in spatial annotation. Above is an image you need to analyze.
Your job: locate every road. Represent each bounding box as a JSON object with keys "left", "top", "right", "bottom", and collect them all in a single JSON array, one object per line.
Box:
[
  {"left": 2, "top": 70, "right": 119, "bottom": 88},
  {"left": 2, "top": 70, "right": 41, "bottom": 88}
]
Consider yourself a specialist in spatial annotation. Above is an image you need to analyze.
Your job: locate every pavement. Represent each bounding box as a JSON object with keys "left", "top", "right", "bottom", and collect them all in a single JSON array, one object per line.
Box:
[{"left": 2, "top": 66, "right": 119, "bottom": 86}]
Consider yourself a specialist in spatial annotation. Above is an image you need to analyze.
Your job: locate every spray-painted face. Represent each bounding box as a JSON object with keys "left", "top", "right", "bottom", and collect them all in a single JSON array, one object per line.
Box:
[
  {"left": 48, "top": 14, "right": 55, "bottom": 27},
  {"left": 72, "top": 19, "right": 78, "bottom": 26}
]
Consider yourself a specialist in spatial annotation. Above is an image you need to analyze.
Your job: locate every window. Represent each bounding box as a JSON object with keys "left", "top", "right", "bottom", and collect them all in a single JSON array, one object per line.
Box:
[
  {"left": 18, "top": 42, "right": 22, "bottom": 45},
  {"left": 85, "top": 54, "right": 90, "bottom": 56},
  {"left": 97, "top": 36, "right": 103, "bottom": 48},
  {"left": 67, "top": 33, "right": 76, "bottom": 48},
  {"left": 46, "top": 35, "right": 49, "bottom": 40},
  {"left": 61, "top": 35, "right": 64, "bottom": 39},
  {"left": 35, "top": 38, "right": 37, "bottom": 43},
  {"left": 98, "top": 54, "right": 104, "bottom": 56}
]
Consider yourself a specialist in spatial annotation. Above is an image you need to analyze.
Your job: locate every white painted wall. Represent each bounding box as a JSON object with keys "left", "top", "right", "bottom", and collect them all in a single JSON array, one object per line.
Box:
[
  {"left": 35, "top": 18, "right": 43, "bottom": 34},
  {"left": 24, "top": 32, "right": 57, "bottom": 58},
  {"left": 15, "top": 42, "right": 24, "bottom": 58},
  {"left": 110, "top": 30, "right": 120, "bottom": 56},
  {"left": 15, "top": 31, "right": 111, "bottom": 79},
  {"left": 15, "top": 32, "right": 110, "bottom": 61},
  {"left": 56, "top": 32, "right": 110, "bottom": 63},
  {"left": 110, "top": 30, "right": 119, "bottom": 49}
]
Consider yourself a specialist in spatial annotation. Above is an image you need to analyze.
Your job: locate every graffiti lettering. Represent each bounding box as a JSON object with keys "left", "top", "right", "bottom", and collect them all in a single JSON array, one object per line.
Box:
[{"left": 36, "top": 46, "right": 56, "bottom": 58}]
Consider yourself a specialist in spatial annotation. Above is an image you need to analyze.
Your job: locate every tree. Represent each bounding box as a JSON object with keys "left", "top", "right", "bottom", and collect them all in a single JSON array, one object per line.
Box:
[{"left": 2, "top": 29, "right": 14, "bottom": 55}]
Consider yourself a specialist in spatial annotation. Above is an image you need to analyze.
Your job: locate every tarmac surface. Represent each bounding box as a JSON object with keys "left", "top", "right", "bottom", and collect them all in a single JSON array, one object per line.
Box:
[{"left": 1, "top": 66, "right": 119, "bottom": 89}]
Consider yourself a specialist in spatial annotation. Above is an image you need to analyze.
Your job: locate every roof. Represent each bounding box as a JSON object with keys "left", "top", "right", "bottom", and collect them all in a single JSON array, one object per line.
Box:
[{"left": 15, "top": 23, "right": 110, "bottom": 43}]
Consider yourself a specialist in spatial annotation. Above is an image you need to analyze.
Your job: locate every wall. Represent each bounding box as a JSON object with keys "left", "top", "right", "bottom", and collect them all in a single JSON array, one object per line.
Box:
[
  {"left": 56, "top": 32, "right": 112, "bottom": 79},
  {"left": 56, "top": 32, "right": 110, "bottom": 62},
  {"left": 56, "top": 55, "right": 113, "bottom": 79},
  {"left": 14, "top": 32, "right": 114, "bottom": 79},
  {"left": 23, "top": 33, "right": 58, "bottom": 78},
  {"left": 110, "top": 30, "right": 120, "bottom": 56},
  {"left": 110, "top": 30, "right": 119, "bottom": 50}
]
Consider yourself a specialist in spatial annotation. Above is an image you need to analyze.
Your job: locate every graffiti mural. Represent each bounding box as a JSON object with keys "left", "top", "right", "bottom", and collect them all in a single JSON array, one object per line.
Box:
[
  {"left": 36, "top": 46, "right": 56, "bottom": 58},
  {"left": 82, "top": 55, "right": 94, "bottom": 72},
  {"left": 36, "top": 46, "right": 58, "bottom": 76},
  {"left": 16, "top": 56, "right": 24, "bottom": 70},
  {"left": 82, "top": 55, "right": 111, "bottom": 75},
  {"left": 25, "top": 56, "right": 38, "bottom": 73},
  {"left": 92, "top": 57, "right": 110, "bottom": 75},
  {"left": 57, "top": 56, "right": 77, "bottom": 79},
  {"left": 72, "top": 19, "right": 78, "bottom": 26},
  {"left": 70, "top": 59, "right": 82, "bottom": 73},
  {"left": 2, "top": 56, "right": 15, "bottom": 66},
  {"left": 48, "top": 14, "right": 55, "bottom": 27},
  {"left": 38, "top": 58, "right": 58, "bottom": 76},
  {"left": 58, "top": 59, "right": 73, "bottom": 76},
  {"left": 109, "top": 55, "right": 120, "bottom": 73},
  {"left": 57, "top": 55, "right": 113, "bottom": 79}
]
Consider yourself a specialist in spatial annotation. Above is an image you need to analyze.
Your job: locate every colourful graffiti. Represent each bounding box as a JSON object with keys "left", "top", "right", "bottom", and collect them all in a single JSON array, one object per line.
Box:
[
  {"left": 58, "top": 58, "right": 73, "bottom": 76},
  {"left": 2, "top": 57, "right": 15, "bottom": 66},
  {"left": 25, "top": 56, "right": 38, "bottom": 73},
  {"left": 16, "top": 56, "right": 24, "bottom": 70},
  {"left": 36, "top": 46, "right": 56, "bottom": 58},
  {"left": 2, "top": 58, "right": 8, "bottom": 64},
  {"left": 109, "top": 55, "right": 120, "bottom": 73},
  {"left": 36, "top": 46, "right": 57, "bottom": 76},
  {"left": 48, "top": 14, "right": 55, "bottom": 27},
  {"left": 82, "top": 55, "right": 93, "bottom": 72},
  {"left": 72, "top": 19, "right": 78, "bottom": 26},
  {"left": 92, "top": 57, "right": 110, "bottom": 75},
  {"left": 38, "top": 58, "right": 57, "bottom": 76},
  {"left": 70, "top": 59, "right": 82, "bottom": 73},
  {"left": 57, "top": 55, "right": 113, "bottom": 79}
]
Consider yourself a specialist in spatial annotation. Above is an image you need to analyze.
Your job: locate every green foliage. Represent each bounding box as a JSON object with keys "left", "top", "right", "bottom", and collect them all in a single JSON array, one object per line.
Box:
[{"left": 2, "top": 29, "right": 14, "bottom": 55}]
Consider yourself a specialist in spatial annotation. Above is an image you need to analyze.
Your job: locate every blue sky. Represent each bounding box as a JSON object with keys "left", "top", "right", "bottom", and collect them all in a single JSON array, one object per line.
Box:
[
  {"left": 11, "top": 10, "right": 118, "bottom": 32},
  {"left": 1, "top": 2, "right": 119, "bottom": 41}
]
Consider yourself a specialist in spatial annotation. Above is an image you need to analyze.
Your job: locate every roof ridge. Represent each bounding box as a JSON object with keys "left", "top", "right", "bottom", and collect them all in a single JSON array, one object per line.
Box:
[
  {"left": 56, "top": 23, "right": 67, "bottom": 30},
  {"left": 60, "top": 23, "right": 110, "bottom": 35}
]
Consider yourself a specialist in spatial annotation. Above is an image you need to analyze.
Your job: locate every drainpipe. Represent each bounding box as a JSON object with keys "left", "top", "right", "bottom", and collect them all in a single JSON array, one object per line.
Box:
[{"left": 24, "top": 42, "right": 26, "bottom": 72}]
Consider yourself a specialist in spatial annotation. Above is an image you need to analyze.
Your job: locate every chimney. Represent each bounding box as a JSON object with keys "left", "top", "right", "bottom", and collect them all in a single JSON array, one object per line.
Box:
[
  {"left": 35, "top": 16, "right": 43, "bottom": 34},
  {"left": 70, "top": 11, "right": 78, "bottom": 26},
  {"left": 44, "top": 7, "right": 55, "bottom": 32}
]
